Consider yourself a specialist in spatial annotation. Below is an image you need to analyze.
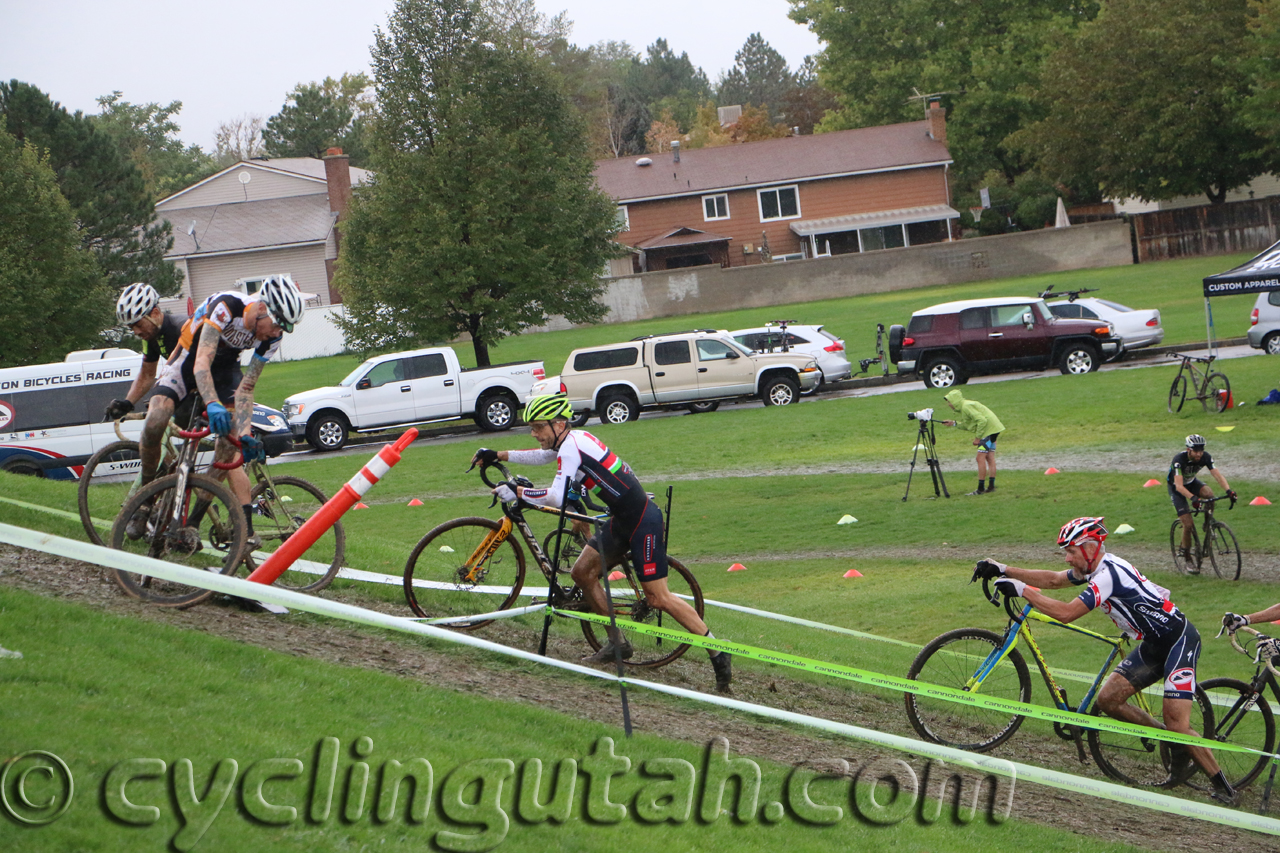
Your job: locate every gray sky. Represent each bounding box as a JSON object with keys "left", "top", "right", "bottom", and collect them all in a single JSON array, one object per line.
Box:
[{"left": 0, "top": 0, "right": 821, "bottom": 151}]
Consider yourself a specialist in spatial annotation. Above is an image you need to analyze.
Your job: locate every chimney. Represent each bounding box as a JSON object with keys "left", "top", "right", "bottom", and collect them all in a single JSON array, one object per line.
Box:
[
  {"left": 926, "top": 99, "right": 946, "bottom": 146},
  {"left": 322, "top": 147, "right": 351, "bottom": 305},
  {"left": 671, "top": 140, "right": 680, "bottom": 163}
]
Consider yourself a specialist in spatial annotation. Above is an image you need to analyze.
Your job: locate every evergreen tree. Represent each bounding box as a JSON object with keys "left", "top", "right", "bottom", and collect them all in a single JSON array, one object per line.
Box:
[
  {"left": 716, "top": 33, "right": 795, "bottom": 116},
  {"left": 262, "top": 74, "right": 371, "bottom": 166}
]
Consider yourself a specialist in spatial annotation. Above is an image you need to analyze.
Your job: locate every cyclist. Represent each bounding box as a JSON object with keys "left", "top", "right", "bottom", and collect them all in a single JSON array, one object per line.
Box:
[
  {"left": 472, "top": 393, "right": 732, "bottom": 692},
  {"left": 975, "top": 517, "right": 1236, "bottom": 805},
  {"left": 126, "top": 275, "right": 305, "bottom": 546},
  {"left": 103, "top": 283, "right": 188, "bottom": 422},
  {"left": 1169, "top": 434, "right": 1236, "bottom": 573},
  {"left": 940, "top": 390, "right": 1005, "bottom": 495}
]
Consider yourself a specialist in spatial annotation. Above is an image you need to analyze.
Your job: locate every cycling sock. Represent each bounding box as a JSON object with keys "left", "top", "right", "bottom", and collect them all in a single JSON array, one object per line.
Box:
[
  {"left": 1210, "top": 770, "right": 1233, "bottom": 791},
  {"left": 988, "top": 477, "right": 995, "bottom": 490},
  {"left": 242, "top": 504, "right": 255, "bottom": 534},
  {"left": 705, "top": 630, "right": 721, "bottom": 657},
  {"left": 976, "top": 479, "right": 985, "bottom": 493}
]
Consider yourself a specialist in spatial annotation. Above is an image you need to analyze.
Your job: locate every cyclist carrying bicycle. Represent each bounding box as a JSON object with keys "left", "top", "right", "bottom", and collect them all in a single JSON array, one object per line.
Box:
[
  {"left": 103, "top": 283, "right": 188, "bottom": 422},
  {"left": 1169, "top": 434, "right": 1236, "bottom": 574},
  {"left": 126, "top": 275, "right": 305, "bottom": 547},
  {"left": 975, "top": 516, "right": 1236, "bottom": 804},
  {"left": 471, "top": 393, "right": 732, "bottom": 692}
]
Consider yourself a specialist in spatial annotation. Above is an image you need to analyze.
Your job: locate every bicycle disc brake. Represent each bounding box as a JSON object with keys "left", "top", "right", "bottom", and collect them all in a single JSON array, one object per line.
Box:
[{"left": 165, "top": 526, "right": 203, "bottom": 555}]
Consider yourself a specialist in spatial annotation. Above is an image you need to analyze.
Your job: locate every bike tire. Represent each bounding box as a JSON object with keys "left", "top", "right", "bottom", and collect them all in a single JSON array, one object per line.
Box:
[
  {"left": 1087, "top": 685, "right": 1214, "bottom": 788},
  {"left": 543, "top": 527, "right": 587, "bottom": 576},
  {"left": 403, "top": 517, "right": 525, "bottom": 629},
  {"left": 78, "top": 440, "right": 141, "bottom": 546},
  {"left": 246, "top": 475, "right": 345, "bottom": 593},
  {"left": 1198, "top": 677, "right": 1275, "bottom": 791},
  {"left": 109, "top": 473, "right": 247, "bottom": 608},
  {"left": 1169, "top": 520, "right": 1202, "bottom": 575},
  {"left": 1205, "top": 372, "right": 1231, "bottom": 414},
  {"left": 1207, "top": 521, "right": 1242, "bottom": 581},
  {"left": 904, "top": 627, "right": 1032, "bottom": 752},
  {"left": 578, "top": 557, "right": 705, "bottom": 668},
  {"left": 1167, "top": 374, "right": 1188, "bottom": 414}
]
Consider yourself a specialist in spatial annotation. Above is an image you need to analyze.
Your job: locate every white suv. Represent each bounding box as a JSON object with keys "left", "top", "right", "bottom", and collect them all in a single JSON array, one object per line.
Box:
[{"left": 1247, "top": 292, "right": 1280, "bottom": 354}]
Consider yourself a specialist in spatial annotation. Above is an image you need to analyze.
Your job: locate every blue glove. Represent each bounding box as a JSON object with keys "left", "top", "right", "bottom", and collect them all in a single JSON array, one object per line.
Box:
[
  {"left": 240, "top": 434, "right": 266, "bottom": 464},
  {"left": 206, "top": 402, "right": 231, "bottom": 436}
]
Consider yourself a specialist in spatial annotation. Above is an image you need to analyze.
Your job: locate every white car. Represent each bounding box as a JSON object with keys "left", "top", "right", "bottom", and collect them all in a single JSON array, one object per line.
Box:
[
  {"left": 1247, "top": 291, "right": 1280, "bottom": 354},
  {"left": 729, "top": 324, "right": 852, "bottom": 388},
  {"left": 1046, "top": 298, "right": 1163, "bottom": 352}
]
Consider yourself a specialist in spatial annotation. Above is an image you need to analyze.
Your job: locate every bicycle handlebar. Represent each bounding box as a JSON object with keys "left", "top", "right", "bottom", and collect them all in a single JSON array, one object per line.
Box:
[
  {"left": 1169, "top": 352, "right": 1214, "bottom": 364},
  {"left": 977, "top": 574, "right": 1024, "bottom": 621},
  {"left": 1219, "top": 624, "right": 1280, "bottom": 678}
]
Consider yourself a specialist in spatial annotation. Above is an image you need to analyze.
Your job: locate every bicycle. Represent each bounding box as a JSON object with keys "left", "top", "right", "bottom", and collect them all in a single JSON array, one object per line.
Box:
[
  {"left": 1167, "top": 352, "right": 1231, "bottom": 414},
  {"left": 1170, "top": 493, "right": 1240, "bottom": 580},
  {"left": 1198, "top": 623, "right": 1280, "bottom": 797},
  {"left": 402, "top": 460, "right": 705, "bottom": 668},
  {"left": 904, "top": 575, "right": 1214, "bottom": 788}
]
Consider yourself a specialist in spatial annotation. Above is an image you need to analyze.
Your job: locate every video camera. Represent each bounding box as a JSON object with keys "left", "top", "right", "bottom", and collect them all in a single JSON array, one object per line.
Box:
[{"left": 907, "top": 407, "right": 934, "bottom": 422}]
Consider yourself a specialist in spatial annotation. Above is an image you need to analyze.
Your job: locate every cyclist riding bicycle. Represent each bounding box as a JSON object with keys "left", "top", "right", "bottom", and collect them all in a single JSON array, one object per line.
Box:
[
  {"left": 1169, "top": 434, "right": 1236, "bottom": 574},
  {"left": 126, "top": 274, "right": 305, "bottom": 547},
  {"left": 471, "top": 392, "right": 732, "bottom": 692},
  {"left": 103, "top": 282, "right": 188, "bottom": 422},
  {"left": 975, "top": 516, "right": 1236, "bottom": 805}
]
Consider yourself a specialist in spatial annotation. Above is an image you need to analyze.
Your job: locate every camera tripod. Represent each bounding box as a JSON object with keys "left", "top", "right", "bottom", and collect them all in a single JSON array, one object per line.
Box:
[{"left": 903, "top": 418, "right": 949, "bottom": 500}]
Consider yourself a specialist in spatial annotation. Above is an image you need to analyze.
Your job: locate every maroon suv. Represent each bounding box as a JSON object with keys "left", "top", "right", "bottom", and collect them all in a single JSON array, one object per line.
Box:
[{"left": 888, "top": 297, "right": 1121, "bottom": 389}]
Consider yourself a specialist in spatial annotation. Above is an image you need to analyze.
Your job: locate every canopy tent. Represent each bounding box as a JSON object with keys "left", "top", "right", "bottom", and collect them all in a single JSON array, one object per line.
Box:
[{"left": 1199, "top": 239, "right": 1280, "bottom": 353}]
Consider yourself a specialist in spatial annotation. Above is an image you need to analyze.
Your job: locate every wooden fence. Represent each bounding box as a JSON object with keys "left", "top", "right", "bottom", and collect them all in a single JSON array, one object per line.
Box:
[{"left": 1131, "top": 197, "right": 1280, "bottom": 262}]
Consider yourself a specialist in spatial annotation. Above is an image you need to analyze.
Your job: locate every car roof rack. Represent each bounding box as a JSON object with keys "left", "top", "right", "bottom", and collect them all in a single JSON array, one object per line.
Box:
[
  {"left": 1038, "top": 287, "right": 1098, "bottom": 303},
  {"left": 629, "top": 329, "right": 719, "bottom": 341}
]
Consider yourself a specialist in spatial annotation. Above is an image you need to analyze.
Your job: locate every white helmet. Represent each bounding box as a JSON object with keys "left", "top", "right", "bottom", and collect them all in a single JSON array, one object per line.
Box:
[
  {"left": 116, "top": 282, "right": 160, "bottom": 326},
  {"left": 259, "top": 274, "right": 304, "bottom": 332}
]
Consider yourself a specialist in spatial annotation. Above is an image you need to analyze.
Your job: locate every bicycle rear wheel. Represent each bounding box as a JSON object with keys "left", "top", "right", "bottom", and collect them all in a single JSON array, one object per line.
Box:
[
  {"left": 1087, "top": 686, "right": 1214, "bottom": 788},
  {"left": 78, "top": 440, "right": 141, "bottom": 546},
  {"left": 246, "top": 475, "right": 345, "bottom": 593},
  {"left": 1169, "top": 520, "right": 1201, "bottom": 575},
  {"left": 1167, "top": 374, "right": 1188, "bottom": 413},
  {"left": 904, "top": 627, "right": 1032, "bottom": 752},
  {"left": 1198, "top": 677, "right": 1274, "bottom": 790},
  {"left": 1206, "top": 521, "right": 1241, "bottom": 581},
  {"left": 1205, "top": 373, "right": 1231, "bottom": 414},
  {"left": 109, "top": 473, "right": 247, "bottom": 608},
  {"left": 543, "top": 527, "right": 587, "bottom": 575},
  {"left": 403, "top": 517, "right": 525, "bottom": 629},
  {"left": 578, "top": 557, "right": 705, "bottom": 668}
]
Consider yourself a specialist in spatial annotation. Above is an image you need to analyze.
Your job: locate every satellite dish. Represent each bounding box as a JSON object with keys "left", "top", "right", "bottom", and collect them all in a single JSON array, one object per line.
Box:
[
  {"left": 186, "top": 221, "right": 196, "bottom": 236},
  {"left": 238, "top": 171, "right": 252, "bottom": 184}
]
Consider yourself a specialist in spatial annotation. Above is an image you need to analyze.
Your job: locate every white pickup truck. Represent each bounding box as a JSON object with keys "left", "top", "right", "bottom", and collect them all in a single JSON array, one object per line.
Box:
[{"left": 282, "top": 347, "right": 544, "bottom": 451}]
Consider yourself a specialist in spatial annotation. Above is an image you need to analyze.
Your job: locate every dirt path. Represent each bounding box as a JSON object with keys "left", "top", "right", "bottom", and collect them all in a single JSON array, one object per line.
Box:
[{"left": 3, "top": 543, "right": 1277, "bottom": 853}]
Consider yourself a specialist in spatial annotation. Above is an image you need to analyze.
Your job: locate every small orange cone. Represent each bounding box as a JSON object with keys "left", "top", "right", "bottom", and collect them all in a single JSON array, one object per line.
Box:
[
  {"left": 607, "top": 570, "right": 625, "bottom": 581},
  {"left": 407, "top": 498, "right": 424, "bottom": 506},
  {"left": 1143, "top": 479, "right": 1161, "bottom": 488},
  {"left": 728, "top": 563, "right": 747, "bottom": 572},
  {"left": 1045, "top": 467, "right": 1060, "bottom": 475},
  {"left": 355, "top": 502, "right": 370, "bottom": 509},
  {"left": 1250, "top": 496, "right": 1273, "bottom": 506},
  {"left": 844, "top": 569, "right": 863, "bottom": 578}
]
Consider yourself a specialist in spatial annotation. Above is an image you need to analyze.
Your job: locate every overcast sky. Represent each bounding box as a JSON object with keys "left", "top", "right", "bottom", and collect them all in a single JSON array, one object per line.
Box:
[{"left": 0, "top": 0, "right": 821, "bottom": 152}]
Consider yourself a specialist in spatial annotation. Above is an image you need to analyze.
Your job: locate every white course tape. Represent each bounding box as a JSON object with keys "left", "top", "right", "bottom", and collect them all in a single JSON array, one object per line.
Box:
[{"left": 2, "top": 521, "right": 1279, "bottom": 835}]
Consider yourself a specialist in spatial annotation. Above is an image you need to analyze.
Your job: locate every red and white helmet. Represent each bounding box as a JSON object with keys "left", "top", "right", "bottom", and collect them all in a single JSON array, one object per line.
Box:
[{"left": 1057, "top": 516, "right": 1107, "bottom": 548}]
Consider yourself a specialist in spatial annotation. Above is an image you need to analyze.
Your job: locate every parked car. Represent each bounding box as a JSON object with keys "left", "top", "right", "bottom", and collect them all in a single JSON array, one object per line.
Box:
[
  {"left": 888, "top": 297, "right": 1121, "bottom": 389},
  {"left": 1047, "top": 298, "right": 1163, "bottom": 352},
  {"left": 282, "top": 347, "right": 544, "bottom": 451},
  {"left": 555, "top": 329, "right": 820, "bottom": 424},
  {"left": 1248, "top": 291, "right": 1280, "bottom": 354},
  {"left": 729, "top": 324, "right": 852, "bottom": 389}
]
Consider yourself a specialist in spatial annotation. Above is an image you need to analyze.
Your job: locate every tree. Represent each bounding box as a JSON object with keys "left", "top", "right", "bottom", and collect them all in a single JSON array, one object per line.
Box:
[
  {"left": 1238, "top": 0, "right": 1280, "bottom": 166},
  {"left": 213, "top": 114, "right": 266, "bottom": 165},
  {"left": 777, "top": 55, "right": 839, "bottom": 135},
  {"left": 625, "top": 39, "right": 711, "bottom": 135},
  {"left": 0, "top": 129, "right": 113, "bottom": 367},
  {"left": 92, "top": 92, "right": 217, "bottom": 199},
  {"left": 725, "top": 103, "right": 791, "bottom": 143},
  {"left": 262, "top": 73, "right": 372, "bottom": 166},
  {"left": 716, "top": 33, "right": 795, "bottom": 116},
  {"left": 335, "top": 0, "right": 622, "bottom": 366},
  {"left": 0, "top": 80, "right": 179, "bottom": 296},
  {"left": 1018, "top": 0, "right": 1266, "bottom": 203},
  {"left": 644, "top": 108, "right": 683, "bottom": 153}
]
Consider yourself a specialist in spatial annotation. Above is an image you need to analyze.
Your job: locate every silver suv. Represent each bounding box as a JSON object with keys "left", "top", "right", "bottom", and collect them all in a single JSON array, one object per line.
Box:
[{"left": 1247, "top": 292, "right": 1280, "bottom": 354}]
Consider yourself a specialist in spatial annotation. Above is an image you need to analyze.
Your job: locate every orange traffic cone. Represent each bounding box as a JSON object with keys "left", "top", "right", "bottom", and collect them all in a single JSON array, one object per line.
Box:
[
  {"left": 1250, "top": 496, "right": 1273, "bottom": 506},
  {"left": 355, "top": 502, "right": 370, "bottom": 509},
  {"left": 607, "top": 570, "right": 625, "bottom": 581}
]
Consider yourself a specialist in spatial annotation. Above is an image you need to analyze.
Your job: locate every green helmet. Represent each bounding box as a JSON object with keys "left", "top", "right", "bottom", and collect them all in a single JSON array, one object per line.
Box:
[{"left": 522, "top": 392, "right": 574, "bottom": 424}]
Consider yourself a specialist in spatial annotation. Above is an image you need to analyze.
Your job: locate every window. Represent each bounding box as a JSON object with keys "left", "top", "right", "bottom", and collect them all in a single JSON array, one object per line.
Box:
[
  {"left": 409, "top": 353, "right": 448, "bottom": 378},
  {"left": 757, "top": 186, "right": 800, "bottom": 221},
  {"left": 696, "top": 339, "right": 738, "bottom": 361},
  {"left": 1050, "top": 304, "right": 1081, "bottom": 319},
  {"left": 906, "top": 220, "right": 949, "bottom": 246},
  {"left": 992, "top": 304, "right": 1034, "bottom": 327},
  {"left": 574, "top": 347, "right": 639, "bottom": 371},
  {"left": 907, "top": 315, "right": 934, "bottom": 334},
  {"left": 364, "top": 360, "right": 405, "bottom": 388},
  {"left": 236, "top": 276, "right": 267, "bottom": 295},
  {"left": 616, "top": 206, "right": 630, "bottom": 232},
  {"left": 859, "top": 225, "right": 905, "bottom": 252},
  {"left": 703, "top": 194, "right": 729, "bottom": 221},
  {"left": 654, "top": 341, "right": 691, "bottom": 365},
  {"left": 959, "top": 308, "right": 988, "bottom": 330}
]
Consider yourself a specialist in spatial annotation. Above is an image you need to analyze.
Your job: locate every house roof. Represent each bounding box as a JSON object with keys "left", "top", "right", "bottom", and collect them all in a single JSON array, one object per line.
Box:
[
  {"left": 789, "top": 204, "right": 960, "bottom": 237},
  {"left": 155, "top": 157, "right": 373, "bottom": 207},
  {"left": 160, "top": 194, "right": 337, "bottom": 258},
  {"left": 595, "top": 120, "right": 951, "bottom": 204},
  {"left": 635, "top": 227, "right": 733, "bottom": 250}
]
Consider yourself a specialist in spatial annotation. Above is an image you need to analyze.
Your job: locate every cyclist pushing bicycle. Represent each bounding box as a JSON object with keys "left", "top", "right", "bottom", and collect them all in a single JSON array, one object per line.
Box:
[
  {"left": 1169, "top": 434, "right": 1236, "bottom": 574},
  {"left": 974, "top": 516, "right": 1237, "bottom": 805},
  {"left": 471, "top": 392, "right": 732, "bottom": 692}
]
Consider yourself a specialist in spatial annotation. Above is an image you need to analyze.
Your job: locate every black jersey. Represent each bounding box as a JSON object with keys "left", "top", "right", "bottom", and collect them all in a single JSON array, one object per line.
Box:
[
  {"left": 1167, "top": 450, "right": 1214, "bottom": 485},
  {"left": 142, "top": 313, "right": 186, "bottom": 364}
]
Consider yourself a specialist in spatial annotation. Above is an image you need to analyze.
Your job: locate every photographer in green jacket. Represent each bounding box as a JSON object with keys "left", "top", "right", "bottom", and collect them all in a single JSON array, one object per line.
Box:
[{"left": 941, "top": 389, "right": 1006, "bottom": 496}]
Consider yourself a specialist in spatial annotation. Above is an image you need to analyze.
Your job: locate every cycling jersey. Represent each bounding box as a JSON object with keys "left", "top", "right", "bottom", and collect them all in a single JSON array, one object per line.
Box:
[
  {"left": 142, "top": 313, "right": 186, "bottom": 364},
  {"left": 511, "top": 430, "right": 648, "bottom": 522},
  {"left": 183, "top": 292, "right": 282, "bottom": 369},
  {"left": 1076, "top": 553, "right": 1184, "bottom": 642},
  {"left": 1167, "top": 450, "right": 1214, "bottom": 486}
]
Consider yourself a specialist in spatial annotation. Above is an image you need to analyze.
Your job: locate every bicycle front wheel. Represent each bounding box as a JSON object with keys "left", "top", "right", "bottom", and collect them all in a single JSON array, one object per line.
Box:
[
  {"left": 904, "top": 628, "right": 1032, "bottom": 752},
  {"left": 246, "top": 475, "right": 345, "bottom": 593},
  {"left": 579, "top": 557, "right": 705, "bottom": 668},
  {"left": 1169, "top": 520, "right": 1201, "bottom": 575},
  {"left": 1167, "top": 374, "right": 1188, "bottom": 413},
  {"left": 1205, "top": 373, "right": 1231, "bottom": 414},
  {"left": 543, "top": 527, "right": 587, "bottom": 575},
  {"left": 1199, "top": 677, "right": 1275, "bottom": 790},
  {"left": 1087, "top": 685, "right": 1214, "bottom": 788},
  {"left": 1206, "top": 521, "right": 1241, "bottom": 581},
  {"left": 403, "top": 517, "right": 525, "bottom": 629},
  {"left": 78, "top": 440, "right": 142, "bottom": 546},
  {"left": 109, "top": 473, "right": 247, "bottom": 608}
]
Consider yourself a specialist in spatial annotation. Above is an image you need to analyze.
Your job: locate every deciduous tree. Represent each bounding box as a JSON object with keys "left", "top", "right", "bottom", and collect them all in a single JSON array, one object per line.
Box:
[
  {"left": 213, "top": 114, "right": 265, "bottom": 165},
  {"left": 93, "top": 92, "right": 216, "bottom": 199},
  {"left": 262, "top": 73, "right": 372, "bottom": 166}
]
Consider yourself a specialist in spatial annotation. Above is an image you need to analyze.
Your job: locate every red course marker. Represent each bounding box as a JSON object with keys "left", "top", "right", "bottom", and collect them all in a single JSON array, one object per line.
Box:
[
  {"left": 407, "top": 498, "right": 424, "bottom": 506},
  {"left": 844, "top": 569, "right": 863, "bottom": 578},
  {"left": 728, "top": 563, "right": 747, "bottom": 572},
  {"left": 1250, "top": 496, "right": 1273, "bottom": 506},
  {"left": 607, "top": 570, "right": 625, "bottom": 581},
  {"left": 1045, "top": 467, "right": 1060, "bottom": 475},
  {"left": 1143, "top": 479, "right": 1161, "bottom": 487}
]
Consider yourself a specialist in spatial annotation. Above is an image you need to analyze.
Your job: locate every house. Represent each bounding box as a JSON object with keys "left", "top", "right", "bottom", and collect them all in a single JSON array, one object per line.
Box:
[{"left": 594, "top": 101, "right": 958, "bottom": 274}]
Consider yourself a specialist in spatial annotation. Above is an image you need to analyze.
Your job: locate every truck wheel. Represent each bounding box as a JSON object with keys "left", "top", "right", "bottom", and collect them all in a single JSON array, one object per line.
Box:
[
  {"left": 686, "top": 401, "right": 720, "bottom": 414},
  {"left": 760, "top": 375, "right": 800, "bottom": 406},
  {"left": 1059, "top": 344, "right": 1099, "bottom": 375},
  {"left": 923, "top": 357, "right": 966, "bottom": 389},
  {"left": 307, "top": 413, "right": 349, "bottom": 452},
  {"left": 476, "top": 394, "right": 518, "bottom": 432},
  {"left": 1, "top": 455, "right": 45, "bottom": 477},
  {"left": 569, "top": 409, "right": 590, "bottom": 427},
  {"left": 599, "top": 395, "right": 638, "bottom": 424},
  {"left": 1263, "top": 332, "right": 1280, "bottom": 355}
]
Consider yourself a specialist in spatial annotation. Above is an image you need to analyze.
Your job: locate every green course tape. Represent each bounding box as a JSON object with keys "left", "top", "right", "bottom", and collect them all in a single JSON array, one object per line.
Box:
[
  {"left": 560, "top": 608, "right": 1275, "bottom": 758},
  {"left": 0, "top": 495, "right": 94, "bottom": 524}
]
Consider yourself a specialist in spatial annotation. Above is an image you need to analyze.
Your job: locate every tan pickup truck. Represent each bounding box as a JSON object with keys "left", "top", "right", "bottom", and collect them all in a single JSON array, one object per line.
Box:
[{"left": 553, "top": 329, "right": 821, "bottom": 424}]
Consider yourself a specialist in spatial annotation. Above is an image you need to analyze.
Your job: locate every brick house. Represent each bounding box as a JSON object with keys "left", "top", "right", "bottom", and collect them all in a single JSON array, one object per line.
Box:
[{"left": 595, "top": 102, "right": 957, "bottom": 274}]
